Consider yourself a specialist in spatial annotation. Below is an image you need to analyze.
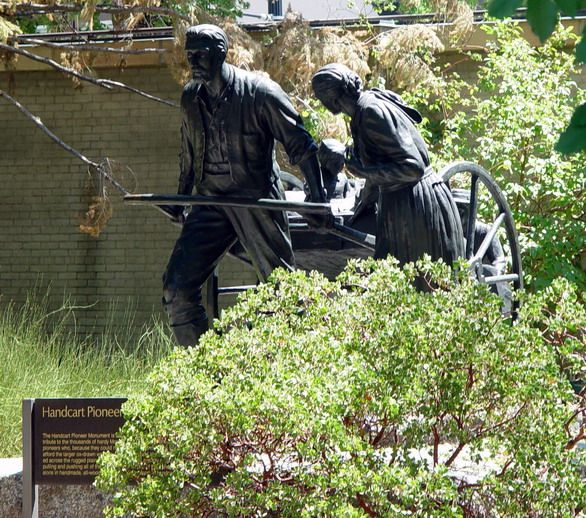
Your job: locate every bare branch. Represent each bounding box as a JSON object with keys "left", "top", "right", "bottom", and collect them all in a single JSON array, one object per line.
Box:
[
  {"left": 432, "top": 425, "right": 440, "bottom": 466},
  {"left": 564, "top": 405, "right": 585, "bottom": 436},
  {"left": 474, "top": 402, "right": 528, "bottom": 439},
  {"left": 0, "top": 88, "right": 130, "bottom": 196},
  {"left": 565, "top": 431, "right": 586, "bottom": 451},
  {"left": 1, "top": 89, "right": 96, "bottom": 166},
  {"left": 0, "top": 2, "right": 192, "bottom": 23},
  {"left": 355, "top": 493, "right": 378, "bottom": 517},
  {"left": 15, "top": 36, "right": 167, "bottom": 55},
  {"left": 496, "top": 458, "right": 513, "bottom": 478},
  {"left": 371, "top": 424, "right": 387, "bottom": 447},
  {"left": 456, "top": 482, "right": 482, "bottom": 492},
  {"left": 1, "top": 89, "right": 183, "bottom": 224},
  {"left": 444, "top": 441, "right": 466, "bottom": 467},
  {"left": 0, "top": 42, "right": 178, "bottom": 108}
]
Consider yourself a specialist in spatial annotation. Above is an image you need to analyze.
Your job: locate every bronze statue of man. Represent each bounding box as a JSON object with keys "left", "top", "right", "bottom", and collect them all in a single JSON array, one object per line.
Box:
[
  {"left": 312, "top": 64, "right": 464, "bottom": 275},
  {"left": 163, "top": 24, "right": 326, "bottom": 346}
]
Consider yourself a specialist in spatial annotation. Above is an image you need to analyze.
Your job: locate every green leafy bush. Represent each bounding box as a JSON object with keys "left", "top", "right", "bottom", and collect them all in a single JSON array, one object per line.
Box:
[
  {"left": 97, "top": 259, "right": 586, "bottom": 517},
  {"left": 404, "top": 23, "right": 586, "bottom": 291},
  {"left": 486, "top": 0, "right": 586, "bottom": 154}
]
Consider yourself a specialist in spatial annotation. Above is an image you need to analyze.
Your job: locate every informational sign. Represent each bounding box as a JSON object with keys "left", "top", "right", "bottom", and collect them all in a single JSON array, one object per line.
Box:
[{"left": 30, "top": 398, "right": 126, "bottom": 485}]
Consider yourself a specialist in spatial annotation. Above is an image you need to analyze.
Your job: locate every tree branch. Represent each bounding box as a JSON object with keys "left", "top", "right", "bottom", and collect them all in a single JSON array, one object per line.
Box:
[
  {"left": 474, "top": 402, "right": 527, "bottom": 439},
  {"left": 0, "top": 2, "right": 192, "bottom": 23},
  {"left": 0, "top": 42, "right": 179, "bottom": 108},
  {"left": 15, "top": 36, "right": 167, "bottom": 55},
  {"left": 355, "top": 493, "right": 378, "bottom": 517},
  {"left": 432, "top": 425, "right": 440, "bottom": 466},
  {"left": 371, "top": 424, "right": 387, "bottom": 447},
  {"left": 565, "top": 431, "right": 586, "bottom": 451},
  {"left": 564, "top": 406, "right": 585, "bottom": 436},
  {"left": 496, "top": 458, "right": 513, "bottom": 478},
  {"left": 1, "top": 88, "right": 93, "bottom": 166},
  {"left": 444, "top": 441, "right": 466, "bottom": 467},
  {"left": 456, "top": 481, "right": 482, "bottom": 492},
  {"left": 0, "top": 88, "right": 129, "bottom": 195}
]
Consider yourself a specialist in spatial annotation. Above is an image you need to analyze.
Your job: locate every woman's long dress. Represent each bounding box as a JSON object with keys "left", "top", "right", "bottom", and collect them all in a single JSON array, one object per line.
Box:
[{"left": 349, "top": 89, "right": 465, "bottom": 266}]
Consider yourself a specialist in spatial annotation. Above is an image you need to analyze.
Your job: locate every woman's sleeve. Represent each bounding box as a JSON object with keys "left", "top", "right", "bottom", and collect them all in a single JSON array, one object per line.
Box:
[{"left": 347, "top": 103, "right": 425, "bottom": 187}]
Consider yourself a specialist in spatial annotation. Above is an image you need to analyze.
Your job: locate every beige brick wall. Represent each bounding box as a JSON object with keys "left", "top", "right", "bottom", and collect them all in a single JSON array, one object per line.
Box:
[{"left": 0, "top": 64, "right": 257, "bottom": 335}]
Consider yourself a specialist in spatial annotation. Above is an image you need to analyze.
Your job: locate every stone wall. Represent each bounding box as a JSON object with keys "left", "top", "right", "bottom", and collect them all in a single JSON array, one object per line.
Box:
[
  {"left": 0, "top": 61, "right": 257, "bottom": 335},
  {"left": 0, "top": 468, "right": 110, "bottom": 518}
]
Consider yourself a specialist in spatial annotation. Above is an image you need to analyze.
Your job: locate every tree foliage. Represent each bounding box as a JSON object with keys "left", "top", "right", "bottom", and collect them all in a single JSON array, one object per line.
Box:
[
  {"left": 487, "top": 0, "right": 586, "bottom": 153},
  {"left": 97, "top": 259, "right": 586, "bottom": 517},
  {"left": 402, "top": 23, "right": 585, "bottom": 291},
  {"left": 0, "top": 0, "right": 248, "bottom": 34}
]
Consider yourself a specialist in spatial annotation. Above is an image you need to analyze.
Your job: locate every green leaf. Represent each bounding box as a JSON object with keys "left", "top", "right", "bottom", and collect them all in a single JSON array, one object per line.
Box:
[
  {"left": 527, "top": 0, "right": 559, "bottom": 42},
  {"left": 554, "top": 0, "right": 580, "bottom": 15},
  {"left": 555, "top": 103, "right": 586, "bottom": 154},
  {"left": 576, "top": 27, "right": 586, "bottom": 64},
  {"left": 487, "top": 0, "right": 524, "bottom": 18}
]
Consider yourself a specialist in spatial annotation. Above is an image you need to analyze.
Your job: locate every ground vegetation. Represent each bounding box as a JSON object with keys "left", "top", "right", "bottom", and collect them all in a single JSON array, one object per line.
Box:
[{"left": 97, "top": 258, "right": 586, "bottom": 517}]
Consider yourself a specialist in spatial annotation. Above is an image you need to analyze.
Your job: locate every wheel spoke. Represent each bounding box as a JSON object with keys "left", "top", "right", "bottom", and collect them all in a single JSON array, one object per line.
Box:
[
  {"left": 441, "top": 161, "right": 524, "bottom": 320},
  {"left": 470, "top": 212, "right": 506, "bottom": 265},
  {"left": 466, "top": 175, "right": 479, "bottom": 260},
  {"left": 483, "top": 273, "right": 519, "bottom": 285}
]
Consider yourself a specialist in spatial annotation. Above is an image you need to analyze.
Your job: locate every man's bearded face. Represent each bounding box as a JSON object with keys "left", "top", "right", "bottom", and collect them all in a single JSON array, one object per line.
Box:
[{"left": 186, "top": 41, "right": 223, "bottom": 84}]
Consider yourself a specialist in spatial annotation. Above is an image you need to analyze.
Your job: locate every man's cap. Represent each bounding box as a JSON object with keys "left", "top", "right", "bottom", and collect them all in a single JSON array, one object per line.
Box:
[{"left": 185, "top": 24, "right": 229, "bottom": 53}]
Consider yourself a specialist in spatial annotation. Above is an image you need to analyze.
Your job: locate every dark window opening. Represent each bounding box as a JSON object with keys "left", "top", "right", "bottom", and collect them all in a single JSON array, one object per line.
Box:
[{"left": 268, "top": 0, "right": 283, "bottom": 17}]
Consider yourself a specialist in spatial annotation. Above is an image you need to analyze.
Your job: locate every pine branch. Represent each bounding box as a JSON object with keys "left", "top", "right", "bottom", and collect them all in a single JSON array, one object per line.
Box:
[{"left": 0, "top": 42, "right": 178, "bottom": 108}]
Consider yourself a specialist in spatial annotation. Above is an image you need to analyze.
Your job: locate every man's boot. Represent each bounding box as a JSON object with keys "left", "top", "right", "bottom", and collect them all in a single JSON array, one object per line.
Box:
[{"left": 171, "top": 318, "right": 209, "bottom": 347}]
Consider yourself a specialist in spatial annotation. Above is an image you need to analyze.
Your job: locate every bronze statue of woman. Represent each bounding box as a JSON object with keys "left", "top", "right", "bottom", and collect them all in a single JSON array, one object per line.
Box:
[{"left": 312, "top": 64, "right": 465, "bottom": 271}]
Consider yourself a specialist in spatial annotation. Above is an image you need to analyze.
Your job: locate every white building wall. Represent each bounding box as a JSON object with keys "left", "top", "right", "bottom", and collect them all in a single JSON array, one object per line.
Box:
[{"left": 242, "top": 0, "right": 377, "bottom": 21}]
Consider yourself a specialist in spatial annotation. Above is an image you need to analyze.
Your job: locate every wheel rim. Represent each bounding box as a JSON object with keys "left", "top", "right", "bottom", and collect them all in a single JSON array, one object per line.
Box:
[{"left": 439, "top": 161, "right": 524, "bottom": 314}]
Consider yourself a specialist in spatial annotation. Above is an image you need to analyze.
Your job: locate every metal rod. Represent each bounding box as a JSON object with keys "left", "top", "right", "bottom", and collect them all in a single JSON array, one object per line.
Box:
[
  {"left": 16, "top": 36, "right": 167, "bottom": 55},
  {"left": 217, "top": 285, "right": 257, "bottom": 294},
  {"left": 22, "top": 399, "right": 38, "bottom": 518},
  {"left": 126, "top": 194, "right": 376, "bottom": 248},
  {"left": 1, "top": 2, "right": 192, "bottom": 22},
  {"left": 466, "top": 175, "right": 479, "bottom": 260},
  {"left": 470, "top": 213, "right": 506, "bottom": 265},
  {"left": 290, "top": 221, "right": 376, "bottom": 251},
  {"left": 205, "top": 270, "right": 219, "bottom": 320},
  {"left": 483, "top": 273, "right": 519, "bottom": 285},
  {"left": 330, "top": 222, "right": 376, "bottom": 251},
  {"left": 289, "top": 223, "right": 312, "bottom": 231},
  {"left": 123, "top": 193, "right": 332, "bottom": 215}
]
